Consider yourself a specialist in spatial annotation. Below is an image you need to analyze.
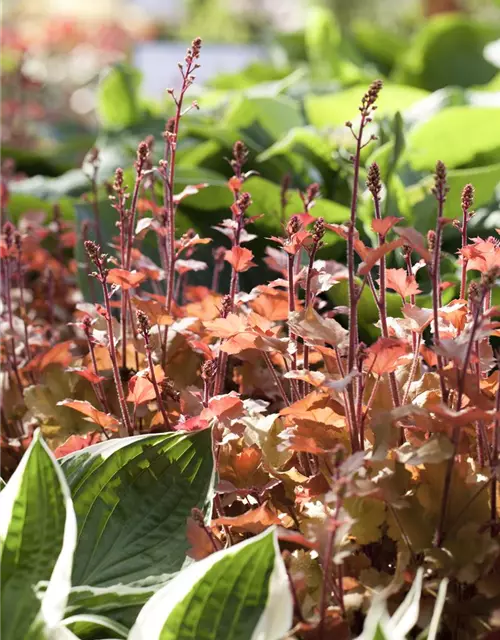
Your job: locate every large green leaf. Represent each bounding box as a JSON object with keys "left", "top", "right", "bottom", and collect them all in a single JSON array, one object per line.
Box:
[
  {"left": 60, "top": 430, "right": 214, "bottom": 589},
  {"left": 393, "top": 15, "right": 499, "bottom": 91},
  {"left": 129, "top": 528, "right": 292, "bottom": 640},
  {"left": 257, "top": 126, "right": 337, "bottom": 172},
  {"left": 97, "top": 64, "right": 144, "bottom": 131},
  {"left": 223, "top": 96, "right": 303, "bottom": 141},
  {"left": 62, "top": 613, "right": 128, "bottom": 639},
  {"left": 305, "top": 6, "right": 342, "bottom": 80},
  {"left": 0, "top": 430, "right": 77, "bottom": 640},
  {"left": 244, "top": 176, "right": 350, "bottom": 232},
  {"left": 305, "top": 84, "right": 429, "bottom": 129},
  {"left": 405, "top": 106, "right": 500, "bottom": 171}
]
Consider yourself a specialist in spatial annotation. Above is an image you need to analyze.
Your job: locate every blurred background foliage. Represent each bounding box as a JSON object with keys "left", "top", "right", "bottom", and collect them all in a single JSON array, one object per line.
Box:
[{"left": 2, "top": 0, "right": 500, "bottom": 309}]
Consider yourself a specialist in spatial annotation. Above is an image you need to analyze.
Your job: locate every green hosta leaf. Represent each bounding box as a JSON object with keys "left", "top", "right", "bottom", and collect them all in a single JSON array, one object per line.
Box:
[
  {"left": 62, "top": 613, "right": 128, "bottom": 639},
  {"left": 0, "top": 430, "right": 77, "bottom": 640},
  {"left": 305, "top": 84, "right": 428, "bottom": 129},
  {"left": 257, "top": 126, "right": 337, "bottom": 173},
  {"left": 305, "top": 6, "right": 342, "bottom": 79},
  {"left": 61, "top": 430, "right": 214, "bottom": 589},
  {"left": 392, "top": 14, "right": 499, "bottom": 91},
  {"left": 445, "top": 162, "right": 500, "bottom": 217},
  {"left": 97, "top": 64, "right": 143, "bottom": 131},
  {"left": 129, "top": 528, "right": 292, "bottom": 640},
  {"left": 405, "top": 106, "right": 500, "bottom": 171},
  {"left": 244, "top": 176, "right": 349, "bottom": 234},
  {"left": 223, "top": 96, "right": 303, "bottom": 141}
]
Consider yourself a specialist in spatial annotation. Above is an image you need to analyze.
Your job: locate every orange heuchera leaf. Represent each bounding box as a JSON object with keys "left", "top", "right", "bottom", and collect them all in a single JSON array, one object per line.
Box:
[
  {"left": 232, "top": 445, "right": 262, "bottom": 479},
  {"left": 57, "top": 399, "right": 120, "bottom": 429},
  {"left": 371, "top": 217, "right": 403, "bottom": 236},
  {"left": 54, "top": 432, "right": 102, "bottom": 459},
  {"left": 461, "top": 238, "right": 500, "bottom": 272},
  {"left": 384, "top": 268, "right": 422, "bottom": 298},
  {"left": 402, "top": 304, "right": 433, "bottom": 333},
  {"left": 66, "top": 367, "right": 106, "bottom": 385},
  {"left": 250, "top": 287, "right": 290, "bottom": 322},
  {"left": 107, "top": 269, "right": 146, "bottom": 290},
  {"left": 224, "top": 246, "right": 256, "bottom": 273},
  {"left": 25, "top": 341, "right": 75, "bottom": 373},
  {"left": 365, "top": 337, "right": 410, "bottom": 375},
  {"left": 173, "top": 183, "right": 208, "bottom": 204},
  {"left": 288, "top": 307, "right": 348, "bottom": 347},
  {"left": 394, "top": 227, "right": 432, "bottom": 263},
  {"left": 228, "top": 176, "right": 243, "bottom": 193},
  {"left": 137, "top": 198, "right": 161, "bottom": 214},
  {"left": 213, "top": 502, "right": 281, "bottom": 534},
  {"left": 204, "top": 392, "right": 244, "bottom": 422},
  {"left": 204, "top": 312, "right": 248, "bottom": 338},
  {"left": 127, "top": 366, "right": 165, "bottom": 406},
  {"left": 186, "top": 516, "right": 221, "bottom": 560},
  {"left": 438, "top": 300, "right": 468, "bottom": 332},
  {"left": 358, "top": 239, "right": 404, "bottom": 276},
  {"left": 324, "top": 223, "right": 369, "bottom": 259},
  {"left": 133, "top": 297, "right": 174, "bottom": 326}
]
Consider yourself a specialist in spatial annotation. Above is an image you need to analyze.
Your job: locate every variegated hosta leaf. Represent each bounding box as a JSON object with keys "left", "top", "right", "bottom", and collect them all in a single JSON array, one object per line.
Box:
[
  {"left": 0, "top": 430, "right": 77, "bottom": 640},
  {"left": 60, "top": 429, "right": 214, "bottom": 592},
  {"left": 130, "top": 527, "right": 293, "bottom": 640}
]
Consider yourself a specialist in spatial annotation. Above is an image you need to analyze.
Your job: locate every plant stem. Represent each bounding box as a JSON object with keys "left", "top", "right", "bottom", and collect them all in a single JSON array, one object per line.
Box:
[
  {"left": 435, "top": 288, "right": 485, "bottom": 546},
  {"left": 145, "top": 345, "right": 171, "bottom": 430},
  {"left": 263, "top": 352, "right": 290, "bottom": 406},
  {"left": 491, "top": 378, "right": 500, "bottom": 536}
]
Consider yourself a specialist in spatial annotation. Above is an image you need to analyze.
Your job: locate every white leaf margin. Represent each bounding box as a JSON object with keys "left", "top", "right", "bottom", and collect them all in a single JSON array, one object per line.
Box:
[
  {"left": 129, "top": 527, "right": 293, "bottom": 640},
  {"left": 0, "top": 429, "right": 78, "bottom": 636}
]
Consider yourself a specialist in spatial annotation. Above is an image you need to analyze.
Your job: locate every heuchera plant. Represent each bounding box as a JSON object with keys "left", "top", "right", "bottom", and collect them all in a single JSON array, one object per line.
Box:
[{"left": 1, "top": 38, "right": 500, "bottom": 640}]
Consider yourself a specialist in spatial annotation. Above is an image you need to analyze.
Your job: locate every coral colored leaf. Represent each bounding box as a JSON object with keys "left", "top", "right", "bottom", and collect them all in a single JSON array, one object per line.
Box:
[
  {"left": 173, "top": 183, "right": 208, "bottom": 204},
  {"left": 402, "top": 303, "right": 433, "bottom": 333},
  {"left": 228, "top": 176, "right": 242, "bottom": 193},
  {"left": 224, "top": 246, "right": 256, "bottom": 273},
  {"left": 186, "top": 517, "right": 221, "bottom": 560},
  {"left": 205, "top": 392, "right": 244, "bottom": 422},
  {"left": 358, "top": 239, "right": 404, "bottom": 276},
  {"left": 54, "top": 432, "right": 102, "bottom": 459},
  {"left": 438, "top": 300, "right": 468, "bottom": 332},
  {"left": 126, "top": 369, "right": 164, "bottom": 406},
  {"left": 365, "top": 337, "right": 410, "bottom": 375},
  {"left": 203, "top": 312, "right": 248, "bottom": 338},
  {"left": 288, "top": 306, "right": 348, "bottom": 347},
  {"left": 394, "top": 227, "right": 432, "bottom": 262},
  {"left": 107, "top": 269, "right": 146, "bottom": 290},
  {"left": 232, "top": 445, "right": 262, "bottom": 478},
  {"left": 25, "top": 341, "right": 75, "bottom": 372},
  {"left": 385, "top": 268, "right": 422, "bottom": 298},
  {"left": 132, "top": 297, "right": 174, "bottom": 326},
  {"left": 213, "top": 502, "right": 281, "bottom": 534},
  {"left": 57, "top": 400, "right": 120, "bottom": 429},
  {"left": 66, "top": 368, "right": 106, "bottom": 385},
  {"left": 371, "top": 216, "right": 404, "bottom": 236}
]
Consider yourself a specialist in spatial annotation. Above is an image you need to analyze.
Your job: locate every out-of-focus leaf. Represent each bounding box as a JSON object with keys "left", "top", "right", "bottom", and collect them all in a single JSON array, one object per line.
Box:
[
  {"left": 393, "top": 14, "right": 499, "bottom": 91},
  {"left": 97, "top": 64, "right": 144, "bottom": 131},
  {"left": 405, "top": 106, "right": 500, "bottom": 171},
  {"left": 305, "top": 84, "right": 428, "bottom": 128}
]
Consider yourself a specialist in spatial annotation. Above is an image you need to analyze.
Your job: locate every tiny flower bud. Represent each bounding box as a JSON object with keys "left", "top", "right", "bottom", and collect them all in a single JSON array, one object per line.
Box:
[
  {"left": 136, "top": 309, "right": 151, "bottom": 339},
  {"left": 427, "top": 230, "right": 436, "bottom": 252},
  {"left": 287, "top": 215, "right": 301, "bottom": 237},
  {"left": 366, "top": 162, "right": 382, "bottom": 200}
]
